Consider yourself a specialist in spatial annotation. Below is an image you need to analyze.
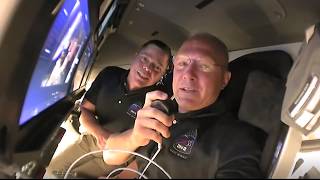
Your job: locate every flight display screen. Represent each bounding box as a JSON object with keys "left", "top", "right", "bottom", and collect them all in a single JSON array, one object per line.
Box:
[{"left": 19, "top": 0, "right": 91, "bottom": 125}]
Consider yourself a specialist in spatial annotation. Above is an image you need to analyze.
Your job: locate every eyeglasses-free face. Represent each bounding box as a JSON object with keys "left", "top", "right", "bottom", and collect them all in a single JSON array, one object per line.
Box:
[{"left": 127, "top": 44, "right": 169, "bottom": 90}]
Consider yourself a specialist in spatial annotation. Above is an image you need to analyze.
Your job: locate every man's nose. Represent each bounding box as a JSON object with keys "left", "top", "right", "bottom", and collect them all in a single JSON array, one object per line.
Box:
[
  {"left": 143, "top": 63, "right": 152, "bottom": 73},
  {"left": 182, "top": 63, "right": 197, "bottom": 81}
]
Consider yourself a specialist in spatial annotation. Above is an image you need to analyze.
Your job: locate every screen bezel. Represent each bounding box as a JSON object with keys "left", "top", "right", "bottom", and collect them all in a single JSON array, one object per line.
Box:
[
  {"left": 15, "top": 0, "right": 94, "bottom": 150},
  {"left": 15, "top": 87, "right": 86, "bottom": 152},
  {"left": 18, "top": 0, "right": 91, "bottom": 126},
  {"left": 0, "top": 0, "right": 102, "bottom": 168},
  {"left": 71, "top": 34, "right": 96, "bottom": 91}
]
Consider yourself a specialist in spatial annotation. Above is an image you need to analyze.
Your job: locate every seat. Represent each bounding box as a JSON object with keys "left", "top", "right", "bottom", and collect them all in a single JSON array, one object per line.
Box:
[{"left": 221, "top": 50, "right": 293, "bottom": 177}]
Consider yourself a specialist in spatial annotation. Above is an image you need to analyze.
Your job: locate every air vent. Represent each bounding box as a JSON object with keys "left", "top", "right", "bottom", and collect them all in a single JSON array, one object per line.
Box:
[{"left": 195, "top": 0, "right": 214, "bottom": 10}]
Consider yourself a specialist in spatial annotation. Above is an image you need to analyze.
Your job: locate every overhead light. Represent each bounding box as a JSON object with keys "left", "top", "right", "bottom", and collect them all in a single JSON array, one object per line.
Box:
[
  {"left": 135, "top": 1, "right": 144, "bottom": 12},
  {"left": 138, "top": 2, "right": 145, "bottom": 8},
  {"left": 289, "top": 76, "right": 320, "bottom": 131},
  {"left": 289, "top": 76, "right": 318, "bottom": 118}
]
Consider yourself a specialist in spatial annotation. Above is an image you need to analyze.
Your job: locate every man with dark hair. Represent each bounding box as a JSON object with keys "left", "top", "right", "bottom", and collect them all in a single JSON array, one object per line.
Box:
[
  {"left": 103, "top": 33, "right": 263, "bottom": 178},
  {"left": 44, "top": 39, "right": 172, "bottom": 178}
]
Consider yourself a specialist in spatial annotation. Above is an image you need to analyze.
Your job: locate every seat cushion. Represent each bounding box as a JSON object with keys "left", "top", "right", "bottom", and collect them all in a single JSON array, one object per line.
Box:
[
  {"left": 221, "top": 50, "right": 293, "bottom": 116},
  {"left": 238, "top": 70, "right": 285, "bottom": 134},
  {"left": 238, "top": 70, "right": 287, "bottom": 176}
]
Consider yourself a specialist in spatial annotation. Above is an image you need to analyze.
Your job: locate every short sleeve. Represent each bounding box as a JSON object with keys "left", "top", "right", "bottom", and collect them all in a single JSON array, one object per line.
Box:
[
  {"left": 84, "top": 69, "right": 107, "bottom": 104},
  {"left": 84, "top": 66, "right": 126, "bottom": 104}
]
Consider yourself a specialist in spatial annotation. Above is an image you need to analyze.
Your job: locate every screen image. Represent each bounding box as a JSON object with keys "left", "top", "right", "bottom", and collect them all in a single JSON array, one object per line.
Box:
[
  {"left": 72, "top": 35, "right": 94, "bottom": 91},
  {"left": 19, "top": 0, "right": 90, "bottom": 125},
  {"left": 80, "top": 50, "right": 95, "bottom": 88}
]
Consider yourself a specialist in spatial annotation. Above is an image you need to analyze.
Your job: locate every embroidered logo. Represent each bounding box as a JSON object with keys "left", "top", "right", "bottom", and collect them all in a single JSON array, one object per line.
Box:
[
  {"left": 126, "top": 102, "right": 142, "bottom": 119},
  {"left": 169, "top": 129, "right": 198, "bottom": 159}
]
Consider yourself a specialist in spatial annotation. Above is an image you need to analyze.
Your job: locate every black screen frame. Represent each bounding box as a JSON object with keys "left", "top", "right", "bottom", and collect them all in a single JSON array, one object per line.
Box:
[
  {"left": 71, "top": 34, "right": 97, "bottom": 91},
  {"left": 14, "top": 0, "right": 96, "bottom": 152},
  {"left": 0, "top": 0, "right": 100, "bottom": 165}
]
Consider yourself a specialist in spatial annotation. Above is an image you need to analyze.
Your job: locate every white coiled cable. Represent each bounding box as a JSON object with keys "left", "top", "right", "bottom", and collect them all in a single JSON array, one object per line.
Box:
[{"left": 63, "top": 147, "right": 171, "bottom": 179}]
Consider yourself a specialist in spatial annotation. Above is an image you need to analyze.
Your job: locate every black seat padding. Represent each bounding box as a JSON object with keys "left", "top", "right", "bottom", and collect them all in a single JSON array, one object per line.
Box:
[
  {"left": 239, "top": 71, "right": 284, "bottom": 134},
  {"left": 221, "top": 50, "right": 293, "bottom": 177},
  {"left": 221, "top": 50, "right": 293, "bottom": 116},
  {"left": 238, "top": 70, "right": 287, "bottom": 176}
]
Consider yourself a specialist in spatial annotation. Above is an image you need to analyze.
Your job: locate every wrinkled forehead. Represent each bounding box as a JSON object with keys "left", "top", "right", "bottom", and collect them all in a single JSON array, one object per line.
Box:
[{"left": 177, "top": 39, "right": 227, "bottom": 66}]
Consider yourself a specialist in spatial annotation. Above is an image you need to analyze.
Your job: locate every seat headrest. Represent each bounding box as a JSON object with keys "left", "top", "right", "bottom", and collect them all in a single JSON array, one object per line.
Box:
[
  {"left": 238, "top": 70, "right": 285, "bottom": 133},
  {"left": 230, "top": 50, "right": 293, "bottom": 79},
  {"left": 221, "top": 50, "right": 293, "bottom": 115}
]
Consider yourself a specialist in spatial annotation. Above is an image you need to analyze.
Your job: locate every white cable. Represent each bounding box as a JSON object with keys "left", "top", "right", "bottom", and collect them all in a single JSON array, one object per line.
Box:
[
  {"left": 63, "top": 150, "right": 101, "bottom": 179},
  {"left": 63, "top": 148, "right": 172, "bottom": 179},
  {"left": 105, "top": 167, "right": 148, "bottom": 179},
  {"left": 139, "top": 143, "right": 162, "bottom": 179}
]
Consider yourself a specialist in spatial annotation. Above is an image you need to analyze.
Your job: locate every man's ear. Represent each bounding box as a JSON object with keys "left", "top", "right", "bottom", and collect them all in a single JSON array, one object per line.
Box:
[{"left": 222, "top": 71, "right": 231, "bottom": 89}]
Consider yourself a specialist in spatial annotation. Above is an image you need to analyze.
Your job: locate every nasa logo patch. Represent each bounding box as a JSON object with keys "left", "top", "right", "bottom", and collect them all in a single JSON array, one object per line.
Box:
[
  {"left": 169, "top": 129, "right": 198, "bottom": 159},
  {"left": 126, "top": 102, "right": 142, "bottom": 119}
]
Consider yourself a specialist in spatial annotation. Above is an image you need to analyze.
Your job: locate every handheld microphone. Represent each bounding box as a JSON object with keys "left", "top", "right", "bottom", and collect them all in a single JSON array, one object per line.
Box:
[
  {"left": 150, "top": 99, "right": 176, "bottom": 115},
  {"left": 139, "top": 99, "right": 176, "bottom": 179}
]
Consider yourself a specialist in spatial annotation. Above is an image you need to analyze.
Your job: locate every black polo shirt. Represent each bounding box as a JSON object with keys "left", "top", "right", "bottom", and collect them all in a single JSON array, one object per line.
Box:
[
  {"left": 136, "top": 99, "right": 266, "bottom": 178},
  {"left": 84, "top": 66, "right": 165, "bottom": 133}
]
